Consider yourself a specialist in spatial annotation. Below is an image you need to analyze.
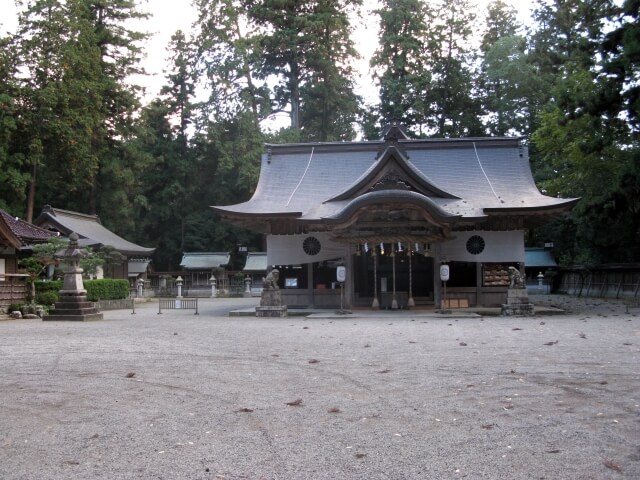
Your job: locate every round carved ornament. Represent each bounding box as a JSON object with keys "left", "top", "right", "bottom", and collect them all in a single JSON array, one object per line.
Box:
[
  {"left": 302, "top": 236, "right": 322, "bottom": 256},
  {"left": 466, "top": 235, "right": 486, "bottom": 255}
]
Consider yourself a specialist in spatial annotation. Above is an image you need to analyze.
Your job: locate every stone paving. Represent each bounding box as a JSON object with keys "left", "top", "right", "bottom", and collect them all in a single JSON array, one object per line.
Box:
[{"left": 0, "top": 295, "right": 638, "bottom": 479}]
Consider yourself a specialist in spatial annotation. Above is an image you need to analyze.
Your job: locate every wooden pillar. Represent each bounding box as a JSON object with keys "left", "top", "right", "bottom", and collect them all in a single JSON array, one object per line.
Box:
[
  {"left": 307, "top": 262, "right": 314, "bottom": 308},
  {"left": 476, "top": 263, "right": 483, "bottom": 307},
  {"left": 372, "top": 249, "right": 379, "bottom": 308},
  {"left": 345, "top": 252, "right": 353, "bottom": 309}
]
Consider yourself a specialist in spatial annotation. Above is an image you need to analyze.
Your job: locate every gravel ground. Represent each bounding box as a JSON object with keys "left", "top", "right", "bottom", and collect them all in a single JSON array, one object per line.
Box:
[{"left": 0, "top": 295, "right": 638, "bottom": 480}]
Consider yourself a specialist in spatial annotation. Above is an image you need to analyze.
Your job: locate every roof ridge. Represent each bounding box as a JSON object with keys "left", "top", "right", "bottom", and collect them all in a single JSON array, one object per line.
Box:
[{"left": 44, "top": 205, "right": 100, "bottom": 222}]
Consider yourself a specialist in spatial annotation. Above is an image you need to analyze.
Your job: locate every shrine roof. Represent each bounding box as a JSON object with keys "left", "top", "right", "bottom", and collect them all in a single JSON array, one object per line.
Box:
[
  {"left": 212, "top": 137, "right": 578, "bottom": 225},
  {"left": 179, "top": 252, "right": 230, "bottom": 270},
  {"left": 243, "top": 252, "right": 268, "bottom": 272},
  {"left": 33, "top": 206, "right": 155, "bottom": 256}
]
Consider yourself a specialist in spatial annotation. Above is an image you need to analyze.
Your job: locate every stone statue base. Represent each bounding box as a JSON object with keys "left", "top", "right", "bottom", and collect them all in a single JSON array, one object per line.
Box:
[
  {"left": 43, "top": 293, "right": 104, "bottom": 321},
  {"left": 256, "top": 283, "right": 287, "bottom": 317},
  {"left": 256, "top": 305, "right": 288, "bottom": 317},
  {"left": 501, "top": 289, "right": 534, "bottom": 316}
]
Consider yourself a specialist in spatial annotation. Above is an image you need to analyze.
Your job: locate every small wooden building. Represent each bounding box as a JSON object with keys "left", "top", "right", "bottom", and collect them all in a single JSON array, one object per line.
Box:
[
  {"left": 212, "top": 123, "right": 578, "bottom": 309},
  {"left": 34, "top": 206, "right": 154, "bottom": 281},
  {"left": 1, "top": 208, "right": 56, "bottom": 308},
  {"left": 179, "top": 252, "right": 230, "bottom": 289}
]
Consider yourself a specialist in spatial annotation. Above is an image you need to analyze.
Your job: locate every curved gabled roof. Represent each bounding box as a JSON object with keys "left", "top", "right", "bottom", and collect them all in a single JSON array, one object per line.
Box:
[
  {"left": 326, "top": 145, "right": 459, "bottom": 202},
  {"left": 323, "top": 190, "right": 464, "bottom": 224}
]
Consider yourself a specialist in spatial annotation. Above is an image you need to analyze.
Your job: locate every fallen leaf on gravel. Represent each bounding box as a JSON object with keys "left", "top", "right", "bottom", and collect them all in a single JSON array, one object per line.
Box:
[
  {"left": 603, "top": 459, "right": 622, "bottom": 472},
  {"left": 236, "top": 408, "right": 254, "bottom": 413},
  {"left": 125, "top": 372, "right": 136, "bottom": 378},
  {"left": 328, "top": 407, "right": 341, "bottom": 413},
  {"left": 355, "top": 453, "right": 367, "bottom": 459},
  {"left": 502, "top": 404, "right": 514, "bottom": 410},
  {"left": 286, "top": 398, "right": 303, "bottom": 406},
  {"left": 481, "top": 424, "right": 495, "bottom": 430},
  {"left": 543, "top": 341, "right": 558, "bottom": 346},
  {"left": 308, "top": 359, "right": 320, "bottom": 364}
]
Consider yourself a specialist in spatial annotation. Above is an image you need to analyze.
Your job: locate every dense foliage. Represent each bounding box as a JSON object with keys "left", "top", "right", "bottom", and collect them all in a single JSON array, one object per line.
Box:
[{"left": 1, "top": 0, "right": 638, "bottom": 266}]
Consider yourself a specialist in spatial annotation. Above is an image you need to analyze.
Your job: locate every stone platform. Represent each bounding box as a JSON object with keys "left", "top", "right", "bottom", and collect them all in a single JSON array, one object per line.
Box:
[
  {"left": 501, "top": 288, "right": 534, "bottom": 316},
  {"left": 255, "top": 305, "right": 288, "bottom": 317},
  {"left": 43, "top": 293, "right": 104, "bottom": 321}
]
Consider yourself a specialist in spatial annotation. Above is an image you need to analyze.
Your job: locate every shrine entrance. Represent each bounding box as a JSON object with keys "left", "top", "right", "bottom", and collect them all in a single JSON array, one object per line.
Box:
[{"left": 352, "top": 245, "right": 435, "bottom": 308}]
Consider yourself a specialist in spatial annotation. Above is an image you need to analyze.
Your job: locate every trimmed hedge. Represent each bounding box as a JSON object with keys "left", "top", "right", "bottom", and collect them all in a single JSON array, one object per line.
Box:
[
  {"left": 34, "top": 279, "right": 129, "bottom": 301},
  {"left": 85, "top": 279, "right": 130, "bottom": 301},
  {"left": 35, "top": 280, "right": 62, "bottom": 294}
]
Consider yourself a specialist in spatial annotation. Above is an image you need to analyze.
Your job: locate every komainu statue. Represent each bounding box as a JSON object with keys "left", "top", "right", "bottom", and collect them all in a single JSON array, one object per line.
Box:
[
  {"left": 508, "top": 266, "right": 525, "bottom": 289},
  {"left": 260, "top": 269, "right": 282, "bottom": 306},
  {"left": 263, "top": 269, "right": 280, "bottom": 290}
]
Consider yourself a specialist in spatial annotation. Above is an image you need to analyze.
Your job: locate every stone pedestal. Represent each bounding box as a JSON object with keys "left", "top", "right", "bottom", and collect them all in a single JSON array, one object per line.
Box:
[
  {"left": 43, "top": 292, "right": 103, "bottom": 321},
  {"left": 256, "top": 269, "right": 287, "bottom": 317},
  {"left": 255, "top": 305, "right": 288, "bottom": 317},
  {"left": 501, "top": 288, "right": 534, "bottom": 316}
]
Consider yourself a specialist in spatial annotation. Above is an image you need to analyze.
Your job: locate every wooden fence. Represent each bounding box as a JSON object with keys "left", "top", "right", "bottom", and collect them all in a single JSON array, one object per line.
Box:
[
  {"left": 556, "top": 265, "right": 640, "bottom": 299},
  {"left": 0, "top": 274, "right": 29, "bottom": 309}
]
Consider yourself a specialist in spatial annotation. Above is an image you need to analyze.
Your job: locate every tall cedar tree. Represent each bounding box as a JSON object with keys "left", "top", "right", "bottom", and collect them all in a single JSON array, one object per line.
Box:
[
  {"left": 372, "top": 0, "right": 482, "bottom": 137},
  {"left": 479, "top": 1, "right": 535, "bottom": 136},
  {"left": 528, "top": 0, "right": 640, "bottom": 263},
  {"left": 370, "top": 0, "right": 432, "bottom": 137},
  {"left": 6, "top": 0, "right": 148, "bottom": 230},
  {"left": 245, "top": 0, "right": 362, "bottom": 139}
]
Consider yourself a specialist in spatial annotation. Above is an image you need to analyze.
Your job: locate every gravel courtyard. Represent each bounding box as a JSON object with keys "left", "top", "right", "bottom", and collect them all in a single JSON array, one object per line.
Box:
[{"left": 1, "top": 295, "right": 638, "bottom": 479}]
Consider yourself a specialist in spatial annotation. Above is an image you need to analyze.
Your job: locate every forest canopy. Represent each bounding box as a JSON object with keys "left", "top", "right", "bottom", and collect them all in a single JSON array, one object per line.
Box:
[{"left": 1, "top": 0, "right": 638, "bottom": 269}]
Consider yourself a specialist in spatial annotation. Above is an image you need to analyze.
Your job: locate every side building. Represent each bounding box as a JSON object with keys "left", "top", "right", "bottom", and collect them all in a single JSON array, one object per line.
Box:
[
  {"left": 34, "top": 206, "right": 155, "bottom": 281},
  {"left": 1, "top": 208, "right": 57, "bottom": 307},
  {"left": 212, "top": 123, "right": 578, "bottom": 309}
]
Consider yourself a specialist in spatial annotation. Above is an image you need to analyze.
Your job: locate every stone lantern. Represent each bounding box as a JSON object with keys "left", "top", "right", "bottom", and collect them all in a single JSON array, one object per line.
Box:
[
  {"left": 43, "top": 232, "right": 103, "bottom": 321},
  {"left": 210, "top": 274, "right": 217, "bottom": 298}
]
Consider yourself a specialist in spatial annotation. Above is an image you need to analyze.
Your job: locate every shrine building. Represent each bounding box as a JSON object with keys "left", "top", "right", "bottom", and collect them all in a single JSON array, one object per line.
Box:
[{"left": 212, "top": 123, "right": 578, "bottom": 309}]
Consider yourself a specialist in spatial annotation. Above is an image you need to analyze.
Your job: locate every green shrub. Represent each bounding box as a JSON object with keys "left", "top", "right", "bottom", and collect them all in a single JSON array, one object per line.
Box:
[
  {"left": 36, "top": 291, "right": 58, "bottom": 306},
  {"left": 35, "top": 280, "right": 63, "bottom": 294},
  {"left": 84, "top": 279, "right": 130, "bottom": 301},
  {"left": 34, "top": 278, "right": 130, "bottom": 301},
  {"left": 7, "top": 303, "right": 24, "bottom": 313}
]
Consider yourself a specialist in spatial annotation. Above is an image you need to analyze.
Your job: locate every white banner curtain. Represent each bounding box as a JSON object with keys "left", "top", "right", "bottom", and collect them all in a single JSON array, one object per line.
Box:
[
  {"left": 439, "top": 230, "right": 525, "bottom": 263},
  {"left": 267, "top": 233, "right": 348, "bottom": 266}
]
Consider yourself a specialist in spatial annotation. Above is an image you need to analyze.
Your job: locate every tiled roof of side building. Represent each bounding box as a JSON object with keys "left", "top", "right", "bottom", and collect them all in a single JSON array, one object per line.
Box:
[
  {"left": 0, "top": 209, "right": 57, "bottom": 244},
  {"left": 33, "top": 206, "right": 154, "bottom": 256}
]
